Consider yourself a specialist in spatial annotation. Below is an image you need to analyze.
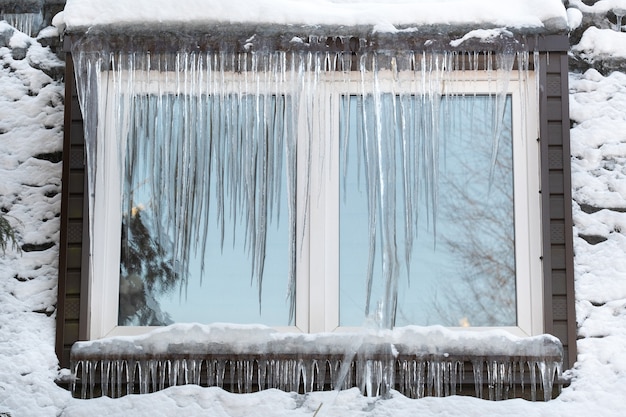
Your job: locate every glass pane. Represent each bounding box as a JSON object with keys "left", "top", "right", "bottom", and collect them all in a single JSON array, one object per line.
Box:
[
  {"left": 119, "top": 94, "right": 291, "bottom": 326},
  {"left": 339, "top": 94, "right": 516, "bottom": 327}
]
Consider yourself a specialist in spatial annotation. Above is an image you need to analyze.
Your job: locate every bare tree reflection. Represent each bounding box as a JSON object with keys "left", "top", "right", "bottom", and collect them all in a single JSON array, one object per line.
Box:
[{"left": 432, "top": 102, "right": 516, "bottom": 327}]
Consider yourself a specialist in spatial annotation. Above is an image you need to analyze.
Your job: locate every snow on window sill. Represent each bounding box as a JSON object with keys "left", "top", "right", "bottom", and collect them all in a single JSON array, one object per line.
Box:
[{"left": 70, "top": 323, "right": 563, "bottom": 401}]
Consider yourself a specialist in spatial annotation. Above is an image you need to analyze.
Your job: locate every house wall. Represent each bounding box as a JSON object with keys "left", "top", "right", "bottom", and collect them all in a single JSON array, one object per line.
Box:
[{"left": 55, "top": 36, "right": 577, "bottom": 371}]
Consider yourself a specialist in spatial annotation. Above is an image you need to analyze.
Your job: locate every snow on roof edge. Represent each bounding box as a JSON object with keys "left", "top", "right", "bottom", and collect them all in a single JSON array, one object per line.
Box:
[{"left": 58, "top": 0, "right": 569, "bottom": 36}]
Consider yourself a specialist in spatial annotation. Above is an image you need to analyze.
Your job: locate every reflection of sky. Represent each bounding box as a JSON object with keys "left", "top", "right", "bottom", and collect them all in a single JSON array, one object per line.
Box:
[
  {"left": 339, "top": 95, "right": 515, "bottom": 327},
  {"left": 155, "top": 184, "right": 291, "bottom": 325},
  {"left": 122, "top": 94, "right": 291, "bottom": 326}
]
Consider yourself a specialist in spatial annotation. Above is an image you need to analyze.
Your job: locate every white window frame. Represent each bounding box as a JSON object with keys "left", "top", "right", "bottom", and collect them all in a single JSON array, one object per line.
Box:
[{"left": 87, "top": 69, "right": 542, "bottom": 339}]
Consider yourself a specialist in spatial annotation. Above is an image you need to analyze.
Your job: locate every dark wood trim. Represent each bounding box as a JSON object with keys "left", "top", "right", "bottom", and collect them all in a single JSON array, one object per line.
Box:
[
  {"left": 55, "top": 51, "right": 73, "bottom": 368},
  {"left": 79, "top": 171, "right": 90, "bottom": 341},
  {"left": 560, "top": 53, "right": 577, "bottom": 369},
  {"left": 539, "top": 52, "right": 554, "bottom": 338},
  {"left": 56, "top": 50, "right": 88, "bottom": 368},
  {"left": 532, "top": 35, "right": 570, "bottom": 52},
  {"left": 538, "top": 50, "right": 577, "bottom": 369}
]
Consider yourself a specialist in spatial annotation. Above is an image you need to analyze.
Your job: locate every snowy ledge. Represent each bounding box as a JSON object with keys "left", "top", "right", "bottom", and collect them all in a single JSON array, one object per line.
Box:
[
  {"left": 56, "top": 0, "right": 569, "bottom": 36},
  {"left": 71, "top": 323, "right": 563, "bottom": 361},
  {"left": 70, "top": 324, "right": 564, "bottom": 401}
]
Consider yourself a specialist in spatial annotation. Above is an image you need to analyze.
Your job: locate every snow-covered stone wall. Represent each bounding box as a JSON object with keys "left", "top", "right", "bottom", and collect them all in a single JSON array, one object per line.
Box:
[
  {"left": 0, "top": 20, "right": 67, "bottom": 415},
  {"left": 568, "top": 0, "right": 626, "bottom": 72},
  {"left": 564, "top": 0, "right": 626, "bottom": 405}
]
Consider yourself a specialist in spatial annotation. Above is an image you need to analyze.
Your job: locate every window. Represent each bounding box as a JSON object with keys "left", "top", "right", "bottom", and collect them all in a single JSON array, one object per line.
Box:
[
  {"left": 339, "top": 93, "right": 518, "bottom": 328},
  {"left": 86, "top": 53, "right": 541, "bottom": 339}
]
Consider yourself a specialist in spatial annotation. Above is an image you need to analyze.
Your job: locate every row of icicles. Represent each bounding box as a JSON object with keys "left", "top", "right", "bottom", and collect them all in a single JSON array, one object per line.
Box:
[
  {"left": 75, "top": 47, "right": 537, "bottom": 326},
  {"left": 71, "top": 356, "right": 561, "bottom": 401}
]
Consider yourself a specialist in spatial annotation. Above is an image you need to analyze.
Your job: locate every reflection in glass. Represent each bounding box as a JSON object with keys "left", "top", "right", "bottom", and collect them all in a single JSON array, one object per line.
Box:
[
  {"left": 339, "top": 94, "right": 515, "bottom": 327},
  {"left": 119, "top": 94, "right": 291, "bottom": 326}
]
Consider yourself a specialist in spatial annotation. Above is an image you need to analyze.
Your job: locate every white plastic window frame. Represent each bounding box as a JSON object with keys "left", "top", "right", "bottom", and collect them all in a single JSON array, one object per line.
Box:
[{"left": 87, "top": 69, "right": 542, "bottom": 339}]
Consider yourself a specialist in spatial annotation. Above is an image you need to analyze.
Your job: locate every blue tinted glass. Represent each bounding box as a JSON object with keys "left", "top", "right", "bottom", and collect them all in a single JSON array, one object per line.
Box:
[
  {"left": 339, "top": 94, "right": 515, "bottom": 327},
  {"left": 119, "top": 94, "right": 291, "bottom": 326}
]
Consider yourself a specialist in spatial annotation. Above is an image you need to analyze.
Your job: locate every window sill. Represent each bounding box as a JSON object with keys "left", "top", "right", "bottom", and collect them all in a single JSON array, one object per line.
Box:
[{"left": 71, "top": 324, "right": 563, "bottom": 401}]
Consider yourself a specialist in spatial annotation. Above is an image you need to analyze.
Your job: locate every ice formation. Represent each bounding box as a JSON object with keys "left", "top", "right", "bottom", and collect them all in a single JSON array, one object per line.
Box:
[
  {"left": 0, "top": 12, "right": 42, "bottom": 37},
  {"left": 69, "top": 32, "right": 538, "bottom": 327},
  {"left": 70, "top": 324, "right": 563, "bottom": 401}
]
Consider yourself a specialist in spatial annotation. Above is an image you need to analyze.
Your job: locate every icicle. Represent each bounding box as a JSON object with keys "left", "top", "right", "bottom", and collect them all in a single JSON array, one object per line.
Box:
[
  {"left": 316, "top": 360, "right": 326, "bottom": 392},
  {"left": 472, "top": 360, "right": 484, "bottom": 399},
  {"left": 216, "top": 359, "right": 226, "bottom": 389},
  {"left": 415, "top": 360, "right": 422, "bottom": 399},
  {"left": 529, "top": 360, "right": 537, "bottom": 401},
  {"left": 539, "top": 360, "right": 558, "bottom": 402},
  {"left": 101, "top": 360, "right": 110, "bottom": 397},
  {"left": 138, "top": 360, "right": 149, "bottom": 394},
  {"left": 0, "top": 12, "right": 42, "bottom": 37},
  {"left": 70, "top": 361, "right": 79, "bottom": 398},
  {"left": 169, "top": 360, "right": 178, "bottom": 387},
  {"left": 487, "top": 361, "right": 496, "bottom": 400},
  {"left": 206, "top": 359, "right": 216, "bottom": 388},
  {"left": 488, "top": 50, "right": 515, "bottom": 182},
  {"left": 115, "top": 360, "right": 124, "bottom": 399},
  {"left": 158, "top": 360, "right": 167, "bottom": 391},
  {"left": 78, "top": 361, "right": 86, "bottom": 399},
  {"left": 231, "top": 360, "right": 239, "bottom": 393},
  {"left": 615, "top": 12, "right": 624, "bottom": 31},
  {"left": 443, "top": 361, "right": 451, "bottom": 397},
  {"left": 244, "top": 360, "right": 254, "bottom": 393},
  {"left": 257, "top": 359, "right": 268, "bottom": 391}
]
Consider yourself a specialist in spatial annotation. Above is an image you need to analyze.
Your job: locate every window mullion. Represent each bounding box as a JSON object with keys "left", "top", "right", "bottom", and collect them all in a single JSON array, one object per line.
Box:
[
  {"left": 307, "top": 84, "right": 331, "bottom": 333},
  {"left": 324, "top": 90, "right": 340, "bottom": 332},
  {"left": 295, "top": 89, "right": 311, "bottom": 333}
]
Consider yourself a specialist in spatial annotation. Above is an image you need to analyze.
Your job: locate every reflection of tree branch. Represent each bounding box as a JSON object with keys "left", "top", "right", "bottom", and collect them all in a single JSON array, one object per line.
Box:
[
  {"left": 433, "top": 129, "right": 516, "bottom": 327},
  {"left": 119, "top": 210, "right": 177, "bottom": 326}
]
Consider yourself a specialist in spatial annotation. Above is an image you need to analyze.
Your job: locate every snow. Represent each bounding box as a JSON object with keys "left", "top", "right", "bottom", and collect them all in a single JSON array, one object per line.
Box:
[
  {"left": 566, "top": 8, "right": 583, "bottom": 31},
  {"left": 568, "top": 0, "right": 626, "bottom": 15},
  {"left": 571, "top": 27, "right": 626, "bottom": 64},
  {"left": 71, "top": 323, "right": 562, "bottom": 358},
  {"left": 58, "top": 0, "right": 568, "bottom": 33},
  {"left": 0, "top": 19, "right": 69, "bottom": 417},
  {"left": 449, "top": 28, "right": 513, "bottom": 48},
  {"left": 2, "top": 0, "right": 626, "bottom": 415}
]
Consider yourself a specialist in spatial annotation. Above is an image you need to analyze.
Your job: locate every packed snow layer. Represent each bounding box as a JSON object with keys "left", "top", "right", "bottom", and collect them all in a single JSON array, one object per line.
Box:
[{"left": 57, "top": 0, "right": 568, "bottom": 33}]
